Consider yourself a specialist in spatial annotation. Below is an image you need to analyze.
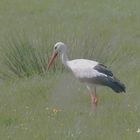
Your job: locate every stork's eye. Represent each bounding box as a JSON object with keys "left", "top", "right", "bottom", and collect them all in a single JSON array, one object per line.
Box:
[{"left": 54, "top": 46, "right": 57, "bottom": 50}]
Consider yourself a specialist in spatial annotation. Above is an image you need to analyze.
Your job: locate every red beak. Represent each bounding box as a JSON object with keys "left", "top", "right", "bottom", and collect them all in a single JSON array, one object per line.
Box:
[{"left": 48, "top": 52, "right": 58, "bottom": 69}]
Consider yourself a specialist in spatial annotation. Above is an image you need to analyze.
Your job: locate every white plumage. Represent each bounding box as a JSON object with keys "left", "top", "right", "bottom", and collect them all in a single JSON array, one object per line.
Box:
[{"left": 67, "top": 59, "right": 106, "bottom": 80}]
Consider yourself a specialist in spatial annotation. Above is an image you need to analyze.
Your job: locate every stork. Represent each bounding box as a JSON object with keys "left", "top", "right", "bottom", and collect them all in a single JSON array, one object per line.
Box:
[{"left": 48, "top": 42, "right": 126, "bottom": 106}]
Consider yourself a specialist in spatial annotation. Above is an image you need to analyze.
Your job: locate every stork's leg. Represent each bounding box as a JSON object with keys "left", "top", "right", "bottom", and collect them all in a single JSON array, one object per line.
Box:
[{"left": 90, "top": 87, "right": 98, "bottom": 106}]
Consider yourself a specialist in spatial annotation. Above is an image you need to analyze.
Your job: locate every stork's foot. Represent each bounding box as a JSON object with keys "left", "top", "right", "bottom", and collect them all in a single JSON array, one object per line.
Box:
[{"left": 91, "top": 95, "right": 98, "bottom": 106}]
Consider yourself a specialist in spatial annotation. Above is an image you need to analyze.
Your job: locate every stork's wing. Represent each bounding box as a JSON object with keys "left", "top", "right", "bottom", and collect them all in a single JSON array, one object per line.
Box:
[
  {"left": 94, "top": 63, "right": 113, "bottom": 76},
  {"left": 80, "top": 75, "right": 126, "bottom": 93}
]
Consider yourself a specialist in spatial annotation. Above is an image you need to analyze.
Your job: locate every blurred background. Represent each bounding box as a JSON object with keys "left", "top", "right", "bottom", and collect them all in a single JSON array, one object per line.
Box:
[{"left": 0, "top": 0, "right": 140, "bottom": 139}]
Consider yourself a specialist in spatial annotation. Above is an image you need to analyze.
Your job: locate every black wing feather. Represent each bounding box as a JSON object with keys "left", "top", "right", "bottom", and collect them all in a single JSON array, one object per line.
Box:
[
  {"left": 94, "top": 76, "right": 126, "bottom": 93},
  {"left": 94, "top": 63, "right": 113, "bottom": 76}
]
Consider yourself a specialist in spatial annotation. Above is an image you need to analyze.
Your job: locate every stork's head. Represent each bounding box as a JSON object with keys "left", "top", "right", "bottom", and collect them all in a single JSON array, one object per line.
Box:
[
  {"left": 53, "top": 42, "right": 67, "bottom": 54},
  {"left": 48, "top": 42, "right": 67, "bottom": 69}
]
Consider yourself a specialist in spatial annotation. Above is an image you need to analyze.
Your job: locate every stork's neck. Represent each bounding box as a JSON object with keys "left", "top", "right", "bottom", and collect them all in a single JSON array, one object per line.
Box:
[{"left": 60, "top": 52, "right": 69, "bottom": 68}]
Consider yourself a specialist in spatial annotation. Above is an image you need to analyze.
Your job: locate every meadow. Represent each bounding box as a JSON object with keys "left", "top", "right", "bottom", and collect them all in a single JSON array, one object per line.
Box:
[{"left": 0, "top": 0, "right": 140, "bottom": 139}]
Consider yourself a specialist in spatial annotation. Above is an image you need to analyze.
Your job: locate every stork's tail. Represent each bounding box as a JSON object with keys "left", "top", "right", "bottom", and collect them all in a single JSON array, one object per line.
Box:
[{"left": 106, "top": 76, "right": 126, "bottom": 93}]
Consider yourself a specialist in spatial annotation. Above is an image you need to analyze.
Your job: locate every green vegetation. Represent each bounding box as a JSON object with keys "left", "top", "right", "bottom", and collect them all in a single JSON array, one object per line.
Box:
[{"left": 0, "top": 0, "right": 140, "bottom": 139}]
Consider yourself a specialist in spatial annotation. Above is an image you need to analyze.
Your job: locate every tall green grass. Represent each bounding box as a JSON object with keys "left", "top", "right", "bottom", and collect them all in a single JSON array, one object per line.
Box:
[
  {"left": 0, "top": 35, "right": 122, "bottom": 79},
  {"left": 0, "top": 30, "right": 128, "bottom": 80},
  {"left": 0, "top": 34, "right": 64, "bottom": 79}
]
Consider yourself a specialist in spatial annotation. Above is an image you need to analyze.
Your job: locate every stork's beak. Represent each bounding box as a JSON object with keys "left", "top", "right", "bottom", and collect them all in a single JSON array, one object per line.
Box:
[{"left": 48, "top": 52, "right": 58, "bottom": 69}]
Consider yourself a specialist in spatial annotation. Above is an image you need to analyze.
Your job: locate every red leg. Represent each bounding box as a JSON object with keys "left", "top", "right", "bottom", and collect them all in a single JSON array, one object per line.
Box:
[
  {"left": 91, "top": 94, "right": 98, "bottom": 106},
  {"left": 90, "top": 87, "right": 98, "bottom": 106}
]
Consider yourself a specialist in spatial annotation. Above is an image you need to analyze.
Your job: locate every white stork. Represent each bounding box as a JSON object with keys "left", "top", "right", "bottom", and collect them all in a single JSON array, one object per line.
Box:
[{"left": 48, "top": 42, "right": 126, "bottom": 106}]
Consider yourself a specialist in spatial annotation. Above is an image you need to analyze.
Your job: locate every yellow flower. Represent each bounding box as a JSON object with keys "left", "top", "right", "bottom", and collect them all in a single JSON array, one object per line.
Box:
[
  {"left": 52, "top": 108, "right": 61, "bottom": 113},
  {"left": 53, "top": 108, "right": 59, "bottom": 113}
]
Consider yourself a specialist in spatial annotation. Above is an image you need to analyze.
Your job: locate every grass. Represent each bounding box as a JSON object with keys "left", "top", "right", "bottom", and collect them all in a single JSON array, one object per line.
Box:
[{"left": 0, "top": 0, "right": 140, "bottom": 140}]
